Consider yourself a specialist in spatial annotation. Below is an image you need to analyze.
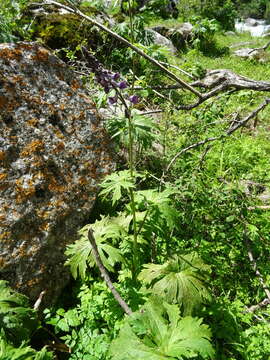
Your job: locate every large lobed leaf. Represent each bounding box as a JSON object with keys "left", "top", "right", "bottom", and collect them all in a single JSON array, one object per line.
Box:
[
  {"left": 138, "top": 254, "right": 211, "bottom": 315},
  {"left": 65, "top": 214, "right": 131, "bottom": 279},
  {"left": 109, "top": 298, "right": 214, "bottom": 360},
  {"left": 0, "top": 281, "right": 38, "bottom": 346}
]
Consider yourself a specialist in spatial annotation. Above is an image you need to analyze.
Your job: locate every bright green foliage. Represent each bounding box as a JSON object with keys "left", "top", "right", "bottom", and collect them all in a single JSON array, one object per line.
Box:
[
  {"left": 0, "top": 0, "right": 30, "bottom": 42},
  {"left": 134, "top": 188, "right": 178, "bottom": 231},
  {"left": 65, "top": 214, "right": 129, "bottom": 278},
  {"left": 44, "top": 282, "right": 132, "bottom": 359},
  {"left": 0, "top": 282, "right": 52, "bottom": 359},
  {"left": 99, "top": 170, "right": 136, "bottom": 206},
  {"left": 139, "top": 255, "right": 211, "bottom": 315},
  {"left": 106, "top": 113, "right": 159, "bottom": 154},
  {"left": 109, "top": 298, "right": 214, "bottom": 360},
  {"left": 0, "top": 338, "right": 53, "bottom": 360},
  {"left": 0, "top": 281, "right": 38, "bottom": 346},
  {"left": 243, "top": 322, "right": 270, "bottom": 360}
]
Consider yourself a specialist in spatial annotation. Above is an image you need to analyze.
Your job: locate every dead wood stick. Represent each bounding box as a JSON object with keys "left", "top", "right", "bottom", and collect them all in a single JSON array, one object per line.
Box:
[
  {"left": 87, "top": 228, "right": 132, "bottom": 315},
  {"left": 243, "top": 223, "right": 270, "bottom": 302},
  {"left": 42, "top": 0, "right": 202, "bottom": 98},
  {"left": 246, "top": 298, "right": 270, "bottom": 313},
  {"left": 227, "top": 98, "right": 270, "bottom": 134},
  {"left": 165, "top": 98, "right": 270, "bottom": 173},
  {"left": 248, "top": 205, "right": 270, "bottom": 210},
  {"left": 247, "top": 40, "right": 270, "bottom": 54}
]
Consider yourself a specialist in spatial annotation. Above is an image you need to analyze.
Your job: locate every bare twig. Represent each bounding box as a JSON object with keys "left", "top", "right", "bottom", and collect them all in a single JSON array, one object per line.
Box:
[
  {"left": 247, "top": 40, "right": 270, "bottom": 55},
  {"left": 88, "top": 228, "right": 132, "bottom": 315},
  {"left": 176, "top": 70, "right": 270, "bottom": 110},
  {"left": 41, "top": 0, "right": 202, "bottom": 98},
  {"left": 242, "top": 220, "right": 270, "bottom": 302},
  {"left": 165, "top": 98, "right": 270, "bottom": 173},
  {"left": 246, "top": 298, "right": 270, "bottom": 313},
  {"left": 165, "top": 136, "right": 220, "bottom": 173},
  {"left": 248, "top": 205, "right": 270, "bottom": 210},
  {"left": 140, "top": 109, "right": 163, "bottom": 115},
  {"left": 159, "top": 61, "right": 195, "bottom": 80},
  {"left": 227, "top": 98, "right": 270, "bottom": 134},
  {"left": 33, "top": 290, "right": 46, "bottom": 311},
  {"left": 134, "top": 84, "right": 183, "bottom": 91}
]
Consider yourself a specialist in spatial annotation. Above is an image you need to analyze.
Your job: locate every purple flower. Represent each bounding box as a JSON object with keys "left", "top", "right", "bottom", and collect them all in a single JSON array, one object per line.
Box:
[
  {"left": 112, "top": 72, "right": 120, "bottom": 80},
  {"left": 129, "top": 95, "right": 139, "bottom": 104},
  {"left": 108, "top": 95, "right": 118, "bottom": 104},
  {"left": 118, "top": 81, "right": 128, "bottom": 90}
]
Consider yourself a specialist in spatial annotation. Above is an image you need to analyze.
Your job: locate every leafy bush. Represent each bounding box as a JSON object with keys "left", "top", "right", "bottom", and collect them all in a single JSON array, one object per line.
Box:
[
  {"left": 109, "top": 298, "right": 215, "bottom": 360},
  {"left": 0, "top": 0, "right": 30, "bottom": 42},
  {"left": 200, "top": 0, "right": 237, "bottom": 30},
  {"left": 0, "top": 281, "right": 53, "bottom": 359}
]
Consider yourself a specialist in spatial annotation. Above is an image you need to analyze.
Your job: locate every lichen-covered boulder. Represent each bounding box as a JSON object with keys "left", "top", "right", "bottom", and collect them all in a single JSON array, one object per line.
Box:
[{"left": 0, "top": 42, "right": 115, "bottom": 304}]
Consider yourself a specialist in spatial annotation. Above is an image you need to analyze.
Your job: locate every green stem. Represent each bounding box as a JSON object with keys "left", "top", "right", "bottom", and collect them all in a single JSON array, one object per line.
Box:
[
  {"left": 127, "top": 0, "right": 139, "bottom": 282},
  {"left": 127, "top": 112, "right": 138, "bottom": 281}
]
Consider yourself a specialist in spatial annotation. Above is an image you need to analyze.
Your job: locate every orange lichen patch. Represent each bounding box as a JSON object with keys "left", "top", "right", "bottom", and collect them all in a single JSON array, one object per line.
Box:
[
  {"left": 20, "top": 140, "right": 44, "bottom": 157},
  {"left": 36, "top": 209, "right": 50, "bottom": 220},
  {"left": 0, "top": 231, "right": 11, "bottom": 241},
  {"left": 19, "top": 43, "right": 34, "bottom": 51},
  {"left": 27, "top": 118, "right": 38, "bottom": 127},
  {"left": 47, "top": 176, "right": 67, "bottom": 193},
  {"left": 0, "top": 151, "right": 5, "bottom": 161},
  {"left": 39, "top": 263, "right": 47, "bottom": 273},
  {"left": 31, "top": 47, "right": 49, "bottom": 62},
  {"left": 0, "top": 214, "right": 6, "bottom": 226},
  {"left": 12, "top": 75, "right": 23, "bottom": 83},
  {"left": 53, "top": 142, "right": 65, "bottom": 153},
  {"left": 0, "top": 96, "right": 8, "bottom": 109},
  {"left": 0, "top": 173, "right": 7, "bottom": 181},
  {"left": 15, "top": 186, "right": 36, "bottom": 203},
  {"left": 39, "top": 222, "right": 50, "bottom": 231},
  {"left": 71, "top": 149, "right": 82, "bottom": 157},
  {"left": 59, "top": 103, "right": 66, "bottom": 110},
  {"left": 71, "top": 80, "right": 80, "bottom": 90},
  {"left": 0, "top": 47, "right": 22, "bottom": 61},
  {"left": 54, "top": 129, "right": 65, "bottom": 139},
  {"left": 0, "top": 257, "right": 6, "bottom": 267},
  {"left": 78, "top": 176, "right": 88, "bottom": 185},
  {"left": 25, "top": 278, "right": 40, "bottom": 287},
  {"left": 15, "top": 178, "right": 36, "bottom": 203}
]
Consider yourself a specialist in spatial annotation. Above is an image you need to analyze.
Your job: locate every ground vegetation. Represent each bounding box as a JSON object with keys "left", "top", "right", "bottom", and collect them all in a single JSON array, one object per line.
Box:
[{"left": 1, "top": 0, "right": 270, "bottom": 359}]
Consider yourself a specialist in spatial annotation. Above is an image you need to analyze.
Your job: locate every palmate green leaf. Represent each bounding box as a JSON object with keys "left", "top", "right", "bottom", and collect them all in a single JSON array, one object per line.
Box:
[
  {"left": 99, "top": 170, "right": 135, "bottom": 205},
  {"left": 107, "top": 113, "right": 158, "bottom": 150},
  {"left": 0, "top": 281, "right": 38, "bottom": 345},
  {"left": 138, "top": 254, "right": 211, "bottom": 315},
  {"left": 133, "top": 188, "right": 178, "bottom": 230},
  {"left": 109, "top": 298, "right": 214, "bottom": 360},
  {"left": 0, "top": 337, "right": 53, "bottom": 360},
  {"left": 65, "top": 214, "right": 131, "bottom": 279}
]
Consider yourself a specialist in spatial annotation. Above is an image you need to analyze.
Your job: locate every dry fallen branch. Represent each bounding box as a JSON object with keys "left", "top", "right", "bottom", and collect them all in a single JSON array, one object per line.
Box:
[
  {"left": 242, "top": 219, "right": 270, "bottom": 303},
  {"left": 88, "top": 228, "right": 132, "bottom": 315},
  {"left": 41, "top": 0, "right": 202, "bottom": 98},
  {"left": 247, "top": 298, "right": 270, "bottom": 313},
  {"left": 165, "top": 98, "right": 270, "bottom": 173},
  {"left": 247, "top": 40, "right": 270, "bottom": 54},
  {"left": 176, "top": 70, "right": 270, "bottom": 110}
]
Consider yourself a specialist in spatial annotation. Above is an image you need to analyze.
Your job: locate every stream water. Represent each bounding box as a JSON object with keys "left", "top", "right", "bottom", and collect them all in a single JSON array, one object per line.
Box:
[{"left": 235, "top": 18, "right": 270, "bottom": 37}]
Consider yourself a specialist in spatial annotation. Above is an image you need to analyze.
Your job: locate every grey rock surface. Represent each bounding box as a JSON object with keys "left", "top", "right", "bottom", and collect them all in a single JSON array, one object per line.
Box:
[
  {"left": 152, "top": 22, "right": 193, "bottom": 50},
  {"left": 233, "top": 47, "right": 269, "bottom": 62},
  {"left": 146, "top": 29, "right": 177, "bottom": 54},
  {"left": 0, "top": 42, "right": 115, "bottom": 304}
]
